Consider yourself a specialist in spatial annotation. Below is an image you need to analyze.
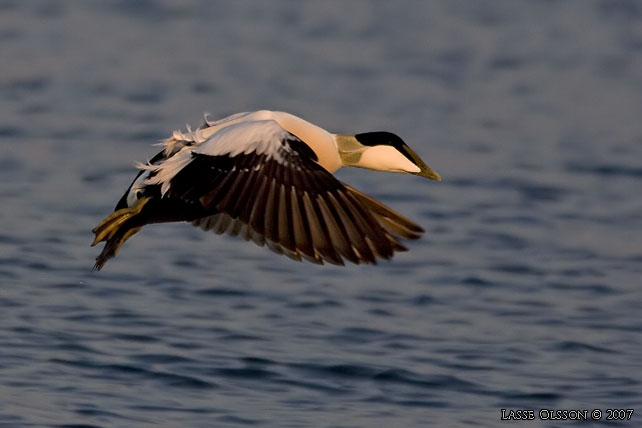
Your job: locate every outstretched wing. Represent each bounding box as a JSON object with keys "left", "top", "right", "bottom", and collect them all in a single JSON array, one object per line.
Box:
[{"left": 154, "top": 119, "right": 425, "bottom": 265}]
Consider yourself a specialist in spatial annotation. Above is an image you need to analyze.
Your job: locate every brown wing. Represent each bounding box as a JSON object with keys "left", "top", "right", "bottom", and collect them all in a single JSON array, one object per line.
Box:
[{"left": 168, "top": 134, "right": 424, "bottom": 265}]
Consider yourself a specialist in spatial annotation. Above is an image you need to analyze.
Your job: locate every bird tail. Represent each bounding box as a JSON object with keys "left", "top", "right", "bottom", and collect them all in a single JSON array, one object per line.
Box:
[{"left": 91, "top": 197, "right": 150, "bottom": 271}]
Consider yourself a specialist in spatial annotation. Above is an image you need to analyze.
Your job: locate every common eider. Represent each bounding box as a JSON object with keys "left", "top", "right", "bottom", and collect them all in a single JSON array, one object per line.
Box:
[{"left": 92, "top": 110, "right": 441, "bottom": 270}]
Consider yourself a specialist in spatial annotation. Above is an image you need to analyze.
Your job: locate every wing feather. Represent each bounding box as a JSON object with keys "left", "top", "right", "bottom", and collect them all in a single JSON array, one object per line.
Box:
[
  {"left": 316, "top": 195, "right": 353, "bottom": 262},
  {"left": 248, "top": 173, "right": 270, "bottom": 237},
  {"left": 325, "top": 192, "right": 363, "bottom": 264},
  {"left": 277, "top": 183, "right": 293, "bottom": 252},
  {"left": 289, "top": 186, "right": 313, "bottom": 260},
  {"left": 263, "top": 178, "right": 279, "bottom": 243},
  {"left": 228, "top": 160, "right": 261, "bottom": 219}
]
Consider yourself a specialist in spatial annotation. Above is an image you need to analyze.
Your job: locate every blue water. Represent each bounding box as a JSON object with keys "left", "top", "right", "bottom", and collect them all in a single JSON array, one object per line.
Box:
[{"left": 1, "top": 1, "right": 642, "bottom": 427}]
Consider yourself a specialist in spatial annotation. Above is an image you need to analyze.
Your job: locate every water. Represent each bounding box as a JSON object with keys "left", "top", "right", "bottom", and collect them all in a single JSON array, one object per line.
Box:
[{"left": 1, "top": 1, "right": 641, "bottom": 427}]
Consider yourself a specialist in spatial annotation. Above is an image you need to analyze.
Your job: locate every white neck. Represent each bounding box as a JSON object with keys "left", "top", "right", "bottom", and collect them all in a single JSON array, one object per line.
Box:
[{"left": 271, "top": 112, "right": 342, "bottom": 172}]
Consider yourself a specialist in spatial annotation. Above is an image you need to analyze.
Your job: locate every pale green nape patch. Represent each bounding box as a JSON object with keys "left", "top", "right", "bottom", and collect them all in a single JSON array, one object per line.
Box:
[{"left": 335, "top": 135, "right": 367, "bottom": 166}]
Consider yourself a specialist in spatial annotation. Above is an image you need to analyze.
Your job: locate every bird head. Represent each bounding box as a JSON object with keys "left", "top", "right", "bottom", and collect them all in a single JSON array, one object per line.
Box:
[{"left": 336, "top": 132, "right": 441, "bottom": 180}]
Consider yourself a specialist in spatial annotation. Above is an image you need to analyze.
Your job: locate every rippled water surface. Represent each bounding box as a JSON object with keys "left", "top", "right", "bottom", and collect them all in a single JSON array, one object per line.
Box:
[{"left": 2, "top": 1, "right": 642, "bottom": 427}]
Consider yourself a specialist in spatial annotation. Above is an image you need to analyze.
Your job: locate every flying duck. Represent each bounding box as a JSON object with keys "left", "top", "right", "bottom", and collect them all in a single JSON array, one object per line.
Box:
[{"left": 92, "top": 110, "right": 441, "bottom": 271}]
